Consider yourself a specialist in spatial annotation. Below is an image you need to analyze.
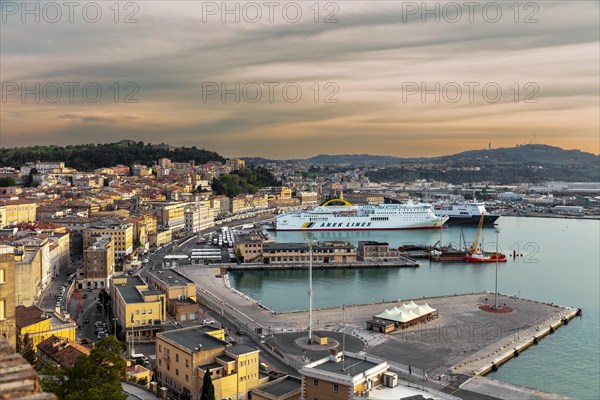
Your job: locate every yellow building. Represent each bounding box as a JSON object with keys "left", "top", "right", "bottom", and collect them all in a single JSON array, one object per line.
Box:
[
  {"left": 111, "top": 276, "right": 166, "bottom": 342},
  {"left": 15, "top": 305, "right": 76, "bottom": 351},
  {"left": 83, "top": 221, "right": 133, "bottom": 259},
  {"left": 230, "top": 195, "right": 268, "bottom": 214},
  {"left": 0, "top": 200, "right": 37, "bottom": 226},
  {"left": 149, "top": 229, "right": 173, "bottom": 248},
  {"left": 146, "top": 269, "right": 199, "bottom": 321},
  {"left": 127, "top": 362, "right": 153, "bottom": 387},
  {"left": 156, "top": 326, "right": 267, "bottom": 400},
  {"left": 150, "top": 202, "right": 186, "bottom": 233},
  {"left": 0, "top": 245, "right": 16, "bottom": 348}
]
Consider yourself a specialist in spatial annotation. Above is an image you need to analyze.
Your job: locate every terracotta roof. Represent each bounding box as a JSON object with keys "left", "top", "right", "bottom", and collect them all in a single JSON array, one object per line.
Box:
[
  {"left": 15, "top": 306, "right": 48, "bottom": 329},
  {"left": 37, "top": 335, "right": 90, "bottom": 369}
]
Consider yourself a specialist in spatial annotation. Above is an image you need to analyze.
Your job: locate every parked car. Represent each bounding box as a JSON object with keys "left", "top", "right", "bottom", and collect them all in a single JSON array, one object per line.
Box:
[{"left": 202, "top": 319, "right": 215, "bottom": 325}]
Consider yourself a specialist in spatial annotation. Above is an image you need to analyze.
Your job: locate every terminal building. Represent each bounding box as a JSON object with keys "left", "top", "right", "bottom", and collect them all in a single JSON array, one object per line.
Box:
[
  {"left": 357, "top": 241, "right": 400, "bottom": 262},
  {"left": 367, "top": 301, "right": 438, "bottom": 333},
  {"left": 236, "top": 240, "right": 356, "bottom": 264}
]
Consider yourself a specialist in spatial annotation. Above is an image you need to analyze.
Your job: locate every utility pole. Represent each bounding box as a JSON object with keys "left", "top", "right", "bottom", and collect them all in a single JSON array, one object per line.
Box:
[
  {"left": 495, "top": 230, "right": 499, "bottom": 309},
  {"left": 342, "top": 304, "right": 346, "bottom": 370},
  {"left": 308, "top": 239, "right": 314, "bottom": 344}
]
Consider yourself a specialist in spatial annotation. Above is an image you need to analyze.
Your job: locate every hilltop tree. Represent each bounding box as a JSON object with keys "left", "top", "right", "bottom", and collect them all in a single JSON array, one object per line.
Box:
[
  {"left": 200, "top": 368, "right": 215, "bottom": 400},
  {"left": 211, "top": 166, "right": 280, "bottom": 197},
  {"left": 0, "top": 177, "right": 16, "bottom": 187}
]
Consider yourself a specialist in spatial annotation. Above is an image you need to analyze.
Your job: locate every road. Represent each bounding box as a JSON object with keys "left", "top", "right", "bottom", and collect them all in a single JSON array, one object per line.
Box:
[
  {"left": 130, "top": 211, "right": 300, "bottom": 375},
  {"left": 37, "top": 258, "right": 81, "bottom": 312}
]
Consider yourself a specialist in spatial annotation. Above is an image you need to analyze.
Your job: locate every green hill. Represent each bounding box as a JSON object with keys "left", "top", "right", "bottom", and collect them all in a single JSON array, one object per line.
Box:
[{"left": 0, "top": 140, "right": 224, "bottom": 171}]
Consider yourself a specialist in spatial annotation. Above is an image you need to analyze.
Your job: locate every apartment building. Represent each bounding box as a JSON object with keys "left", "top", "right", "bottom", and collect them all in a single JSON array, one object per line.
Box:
[
  {"left": 83, "top": 235, "right": 115, "bottom": 289},
  {"left": 111, "top": 276, "right": 166, "bottom": 342},
  {"left": 132, "top": 164, "right": 153, "bottom": 176},
  {"left": 83, "top": 221, "right": 133, "bottom": 260},
  {"left": 0, "top": 201, "right": 37, "bottom": 226},
  {"left": 13, "top": 237, "right": 48, "bottom": 306},
  {"left": 149, "top": 229, "right": 172, "bottom": 248},
  {"left": 47, "top": 231, "right": 70, "bottom": 277},
  {"left": 184, "top": 204, "right": 215, "bottom": 234},
  {"left": 296, "top": 192, "right": 319, "bottom": 206},
  {"left": 230, "top": 195, "right": 268, "bottom": 214},
  {"left": 151, "top": 202, "right": 186, "bottom": 233},
  {"left": 146, "top": 269, "right": 199, "bottom": 321},
  {"left": 156, "top": 326, "right": 266, "bottom": 400},
  {"left": 0, "top": 245, "right": 16, "bottom": 348},
  {"left": 225, "top": 158, "right": 245, "bottom": 171},
  {"left": 211, "top": 196, "right": 231, "bottom": 217}
]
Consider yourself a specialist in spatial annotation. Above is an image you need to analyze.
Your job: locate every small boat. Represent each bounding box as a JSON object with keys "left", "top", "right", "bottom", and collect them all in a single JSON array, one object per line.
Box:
[
  {"left": 465, "top": 252, "right": 507, "bottom": 263},
  {"left": 465, "top": 213, "right": 506, "bottom": 263}
]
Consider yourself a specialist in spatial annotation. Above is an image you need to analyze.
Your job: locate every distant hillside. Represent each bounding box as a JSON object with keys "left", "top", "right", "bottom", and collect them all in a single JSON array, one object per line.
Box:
[
  {"left": 0, "top": 140, "right": 225, "bottom": 171},
  {"left": 435, "top": 144, "right": 599, "bottom": 166},
  {"left": 365, "top": 145, "right": 600, "bottom": 184},
  {"left": 300, "top": 154, "right": 405, "bottom": 165},
  {"left": 243, "top": 144, "right": 599, "bottom": 183}
]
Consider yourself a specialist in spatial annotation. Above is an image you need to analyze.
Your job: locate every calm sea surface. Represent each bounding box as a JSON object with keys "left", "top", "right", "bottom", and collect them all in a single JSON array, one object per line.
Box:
[{"left": 229, "top": 217, "right": 600, "bottom": 399}]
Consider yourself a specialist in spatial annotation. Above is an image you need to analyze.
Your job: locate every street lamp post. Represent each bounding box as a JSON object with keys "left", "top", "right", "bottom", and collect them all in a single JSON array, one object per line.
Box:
[
  {"left": 308, "top": 239, "right": 314, "bottom": 344},
  {"left": 495, "top": 230, "right": 499, "bottom": 309}
]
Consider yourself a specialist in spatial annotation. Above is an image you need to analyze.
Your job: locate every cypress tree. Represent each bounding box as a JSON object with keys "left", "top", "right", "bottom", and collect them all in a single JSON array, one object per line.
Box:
[{"left": 200, "top": 368, "right": 215, "bottom": 400}]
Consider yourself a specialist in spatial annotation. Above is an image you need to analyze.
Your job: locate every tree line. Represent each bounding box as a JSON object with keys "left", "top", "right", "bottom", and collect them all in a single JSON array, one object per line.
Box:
[{"left": 0, "top": 141, "right": 224, "bottom": 171}]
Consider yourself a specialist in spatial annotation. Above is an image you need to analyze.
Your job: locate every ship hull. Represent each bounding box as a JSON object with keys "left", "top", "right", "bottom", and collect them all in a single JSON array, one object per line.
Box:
[
  {"left": 443, "top": 214, "right": 500, "bottom": 225},
  {"left": 276, "top": 226, "right": 445, "bottom": 231}
]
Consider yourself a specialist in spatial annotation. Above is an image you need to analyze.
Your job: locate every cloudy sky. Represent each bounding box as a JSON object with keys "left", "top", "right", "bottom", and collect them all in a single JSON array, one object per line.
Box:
[{"left": 1, "top": 0, "right": 598, "bottom": 158}]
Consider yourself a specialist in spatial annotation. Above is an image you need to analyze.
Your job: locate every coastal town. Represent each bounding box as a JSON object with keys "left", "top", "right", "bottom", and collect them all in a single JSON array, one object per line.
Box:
[{"left": 0, "top": 142, "right": 597, "bottom": 400}]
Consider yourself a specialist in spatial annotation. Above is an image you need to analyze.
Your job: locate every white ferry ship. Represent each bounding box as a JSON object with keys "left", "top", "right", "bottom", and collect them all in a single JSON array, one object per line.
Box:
[
  {"left": 433, "top": 201, "right": 500, "bottom": 225},
  {"left": 275, "top": 199, "right": 448, "bottom": 231}
]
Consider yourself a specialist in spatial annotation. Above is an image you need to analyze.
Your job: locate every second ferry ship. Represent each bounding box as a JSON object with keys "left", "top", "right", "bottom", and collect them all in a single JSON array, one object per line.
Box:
[
  {"left": 275, "top": 199, "right": 448, "bottom": 231},
  {"left": 433, "top": 201, "right": 500, "bottom": 225}
]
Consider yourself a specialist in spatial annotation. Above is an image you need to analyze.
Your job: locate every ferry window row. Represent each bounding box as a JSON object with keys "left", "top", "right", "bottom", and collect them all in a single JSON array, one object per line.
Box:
[{"left": 371, "top": 217, "right": 389, "bottom": 221}]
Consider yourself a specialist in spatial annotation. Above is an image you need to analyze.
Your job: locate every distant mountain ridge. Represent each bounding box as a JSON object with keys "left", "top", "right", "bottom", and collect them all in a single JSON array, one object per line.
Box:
[{"left": 244, "top": 144, "right": 599, "bottom": 166}]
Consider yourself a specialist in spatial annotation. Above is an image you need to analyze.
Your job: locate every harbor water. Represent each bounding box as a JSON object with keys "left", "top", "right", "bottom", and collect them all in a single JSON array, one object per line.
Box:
[{"left": 229, "top": 217, "right": 600, "bottom": 399}]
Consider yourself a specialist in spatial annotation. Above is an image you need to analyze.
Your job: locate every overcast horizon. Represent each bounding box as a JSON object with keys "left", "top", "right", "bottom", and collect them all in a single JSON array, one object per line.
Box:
[{"left": 1, "top": 1, "right": 599, "bottom": 158}]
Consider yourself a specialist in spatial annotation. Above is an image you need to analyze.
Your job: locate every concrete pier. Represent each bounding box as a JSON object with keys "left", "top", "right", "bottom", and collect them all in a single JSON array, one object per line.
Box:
[
  {"left": 225, "top": 256, "right": 419, "bottom": 271},
  {"left": 181, "top": 266, "right": 579, "bottom": 399}
]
